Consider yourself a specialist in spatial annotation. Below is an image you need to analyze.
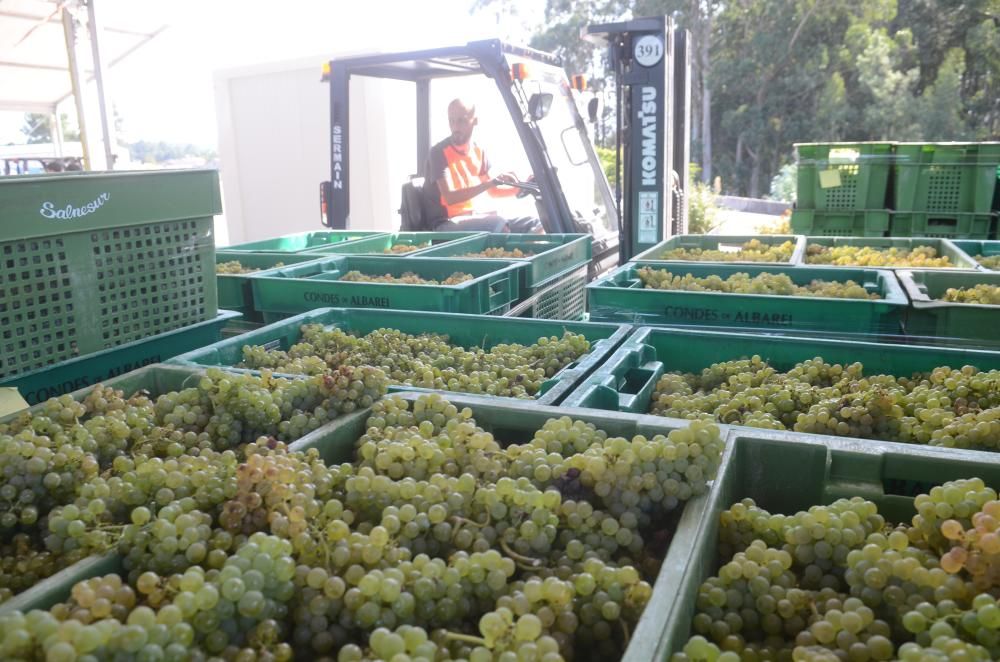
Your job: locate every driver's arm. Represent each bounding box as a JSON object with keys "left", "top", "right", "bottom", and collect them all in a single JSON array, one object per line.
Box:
[
  {"left": 486, "top": 173, "right": 520, "bottom": 198},
  {"left": 436, "top": 176, "right": 500, "bottom": 206}
]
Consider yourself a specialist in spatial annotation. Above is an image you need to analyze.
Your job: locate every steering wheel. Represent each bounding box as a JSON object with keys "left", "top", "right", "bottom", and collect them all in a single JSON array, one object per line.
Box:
[{"left": 510, "top": 180, "right": 541, "bottom": 199}]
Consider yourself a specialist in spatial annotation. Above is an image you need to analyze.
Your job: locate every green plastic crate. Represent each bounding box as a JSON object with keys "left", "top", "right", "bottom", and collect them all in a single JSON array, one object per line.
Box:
[
  {"left": 898, "top": 269, "right": 1000, "bottom": 348},
  {"left": 894, "top": 142, "right": 1000, "bottom": 214},
  {"left": 0, "top": 553, "right": 123, "bottom": 615},
  {"left": 0, "top": 362, "right": 366, "bottom": 613},
  {"left": 222, "top": 231, "right": 388, "bottom": 254},
  {"left": 216, "top": 251, "right": 330, "bottom": 321},
  {"left": 293, "top": 390, "right": 730, "bottom": 662},
  {"left": 952, "top": 239, "right": 1000, "bottom": 270},
  {"left": 889, "top": 211, "right": 992, "bottom": 239},
  {"left": 790, "top": 209, "right": 889, "bottom": 237},
  {"left": 415, "top": 233, "right": 592, "bottom": 288},
  {"left": 563, "top": 325, "right": 1000, "bottom": 413},
  {"left": 631, "top": 234, "right": 806, "bottom": 265},
  {"left": 250, "top": 255, "right": 524, "bottom": 317},
  {"left": 801, "top": 236, "right": 981, "bottom": 270},
  {"left": 1, "top": 310, "right": 240, "bottom": 406},
  {"left": 1, "top": 388, "right": 725, "bottom": 662},
  {"left": 587, "top": 261, "right": 906, "bottom": 338},
  {"left": 303, "top": 231, "right": 485, "bottom": 256},
  {"left": 795, "top": 142, "right": 894, "bottom": 210},
  {"left": 505, "top": 264, "right": 589, "bottom": 321},
  {"left": 168, "top": 307, "right": 631, "bottom": 406},
  {"left": 0, "top": 169, "right": 221, "bottom": 377},
  {"left": 658, "top": 429, "right": 1000, "bottom": 660},
  {"left": 221, "top": 318, "right": 266, "bottom": 339}
]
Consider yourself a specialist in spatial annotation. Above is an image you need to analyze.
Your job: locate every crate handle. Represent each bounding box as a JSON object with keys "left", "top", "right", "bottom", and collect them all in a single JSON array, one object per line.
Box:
[
  {"left": 827, "top": 147, "right": 860, "bottom": 163},
  {"left": 488, "top": 276, "right": 513, "bottom": 307},
  {"left": 927, "top": 217, "right": 958, "bottom": 229},
  {"left": 565, "top": 383, "right": 622, "bottom": 411},
  {"left": 616, "top": 361, "right": 665, "bottom": 412}
]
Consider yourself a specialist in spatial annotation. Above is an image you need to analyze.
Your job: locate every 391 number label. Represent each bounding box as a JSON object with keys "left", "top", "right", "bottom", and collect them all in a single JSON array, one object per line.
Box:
[{"left": 634, "top": 35, "right": 664, "bottom": 67}]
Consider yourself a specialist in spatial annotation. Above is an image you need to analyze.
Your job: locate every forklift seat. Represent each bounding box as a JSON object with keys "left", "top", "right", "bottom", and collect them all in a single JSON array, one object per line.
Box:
[
  {"left": 399, "top": 176, "right": 514, "bottom": 233},
  {"left": 399, "top": 177, "right": 430, "bottom": 231}
]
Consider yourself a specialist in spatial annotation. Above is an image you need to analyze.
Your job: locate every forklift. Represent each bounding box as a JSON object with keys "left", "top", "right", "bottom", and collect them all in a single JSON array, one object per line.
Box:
[{"left": 319, "top": 15, "right": 691, "bottom": 272}]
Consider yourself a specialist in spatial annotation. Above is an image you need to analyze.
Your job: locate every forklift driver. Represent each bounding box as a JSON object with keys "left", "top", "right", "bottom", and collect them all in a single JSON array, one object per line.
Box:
[{"left": 422, "top": 98, "right": 543, "bottom": 233}]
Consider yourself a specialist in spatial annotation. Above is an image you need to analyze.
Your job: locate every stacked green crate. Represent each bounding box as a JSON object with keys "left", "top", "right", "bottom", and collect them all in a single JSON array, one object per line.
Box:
[
  {"left": 168, "top": 307, "right": 631, "bottom": 406},
  {"left": 0, "top": 383, "right": 728, "bottom": 662},
  {"left": 0, "top": 310, "right": 240, "bottom": 406},
  {"left": 897, "top": 269, "right": 1000, "bottom": 348},
  {"left": 0, "top": 169, "right": 221, "bottom": 382},
  {"left": 791, "top": 142, "right": 894, "bottom": 236},
  {"left": 215, "top": 251, "right": 329, "bottom": 321},
  {"left": 417, "top": 233, "right": 592, "bottom": 320},
  {"left": 249, "top": 255, "right": 525, "bottom": 320},
  {"left": 222, "top": 230, "right": 387, "bottom": 253},
  {"left": 891, "top": 142, "right": 1000, "bottom": 238},
  {"left": 659, "top": 430, "right": 1000, "bottom": 660},
  {"left": 303, "top": 231, "right": 484, "bottom": 256},
  {"left": 563, "top": 325, "right": 1000, "bottom": 413},
  {"left": 800, "top": 236, "right": 980, "bottom": 270},
  {"left": 0, "top": 363, "right": 370, "bottom": 613},
  {"left": 951, "top": 239, "right": 1000, "bottom": 271},
  {"left": 631, "top": 234, "right": 806, "bottom": 265},
  {"left": 587, "top": 261, "right": 906, "bottom": 339}
]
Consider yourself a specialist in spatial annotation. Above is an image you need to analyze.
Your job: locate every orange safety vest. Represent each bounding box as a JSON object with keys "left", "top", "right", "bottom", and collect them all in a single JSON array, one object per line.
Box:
[{"left": 440, "top": 143, "right": 488, "bottom": 218}]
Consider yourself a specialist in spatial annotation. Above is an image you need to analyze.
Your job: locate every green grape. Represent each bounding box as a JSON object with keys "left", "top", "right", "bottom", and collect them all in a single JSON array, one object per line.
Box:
[
  {"left": 658, "top": 239, "right": 796, "bottom": 263},
  {"left": 237, "top": 325, "right": 592, "bottom": 399},
  {"left": 805, "top": 243, "right": 954, "bottom": 267},
  {"left": 216, "top": 260, "right": 282, "bottom": 274},
  {"left": 974, "top": 254, "right": 1000, "bottom": 271},
  {"left": 384, "top": 241, "right": 429, "bottom": 253},
  {"left": 635, "top": 266, "right": 879, "bottom": 299},
  {"left": 672, "top": 476, "right": 1000, "bottom": 662},
  {"left": 339, "top": 270, "right": 472, "bottom": 284},
  {"left": 465, "top": 247, "right": 534, "bottom": 258},
  {"left": 940, "top": 283, "right": 1000, "bottom": 305}
]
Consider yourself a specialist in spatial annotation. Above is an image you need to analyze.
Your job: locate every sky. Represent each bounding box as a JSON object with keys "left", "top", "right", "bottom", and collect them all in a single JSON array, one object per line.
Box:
[{"left": 1, "top": 0, "right": 541, "bottom": 147}]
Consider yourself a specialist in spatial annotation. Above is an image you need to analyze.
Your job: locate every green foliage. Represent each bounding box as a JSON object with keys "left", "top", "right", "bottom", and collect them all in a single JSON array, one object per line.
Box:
[
  {"left": 919, "top": 48, "right": 972, "bottom": 140},
  {"left": 478, "top": 0, "right": 1000, "bottom": 198},
  {"left": 594, "top": 145, "right": 617, "bottom": 188},
  {"left": 854, "top": 27, "right": 921, "bottom": 140},
  {"left": 128, "top": 141, "right": 217, "bottom": 164},
  {"left": 686, "top": 165, "right": 720, "bottom": 235},
  {"left": 769, "top": 163, "right": 797, "bottom": 203},
  {"left": 20, "top": 113, "right": 79, "bottom": 144}
]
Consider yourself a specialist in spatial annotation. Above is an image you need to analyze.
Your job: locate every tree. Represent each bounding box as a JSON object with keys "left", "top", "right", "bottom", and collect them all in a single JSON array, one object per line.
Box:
[
  {"left": 919, "top": 48, "right": 972, "bottom": 140},
  {"left": 471, "top": 0, "right": 999, "bottom": 198},
  {"left": 20, "top": 113, "right": 80, "bottom": 144},
  {"left": 128, "top": 141, "right": 216, "bottom": 164},
  {"left": 852, "top": 28, "right": 921, "bottom": 140}
]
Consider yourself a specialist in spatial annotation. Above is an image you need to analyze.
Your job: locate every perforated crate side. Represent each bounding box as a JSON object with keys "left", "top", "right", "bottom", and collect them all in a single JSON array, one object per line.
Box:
[
  {"left": 0, "top": 217, "right": 218, "bottom": 380},
  {"left": 530, "top": 266, "right": 587, "bottom": 320},
  {"left": 0, "top": 236, "right": 79, "bottom": 377}
]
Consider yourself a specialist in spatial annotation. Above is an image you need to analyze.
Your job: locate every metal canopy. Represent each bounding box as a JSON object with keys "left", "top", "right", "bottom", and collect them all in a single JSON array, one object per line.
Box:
[
  {"left": 333, "top": 41, "right": 562, "bottom": 82},
  {"left": 0, "top": 0, "right": 164, "bottom": 113}
]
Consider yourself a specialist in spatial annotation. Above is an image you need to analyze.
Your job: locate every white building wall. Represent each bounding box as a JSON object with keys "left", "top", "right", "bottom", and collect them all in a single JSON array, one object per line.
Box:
[{"left": 213, "top": 55, "right": 416, "bottom": 246}]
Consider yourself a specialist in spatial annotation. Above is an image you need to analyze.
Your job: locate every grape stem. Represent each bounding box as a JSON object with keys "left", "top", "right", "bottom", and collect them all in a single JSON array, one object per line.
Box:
[
  {"left": 499, "top": 539, "right": 541, "bottom": 567},
  {"left": 444, "top": 631, "right": 488, "bottom": 646},
  {"left": 620, "top": 619, "right": 630, "bottom": 648},
  {"left": 451, "top": 514, "right": 489, "bottom": 529}
]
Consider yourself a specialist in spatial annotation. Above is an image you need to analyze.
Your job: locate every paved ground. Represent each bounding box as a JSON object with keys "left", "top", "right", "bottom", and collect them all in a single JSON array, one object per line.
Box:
[{"left": 712, "top": 209, "right": 786, "bottom": 235}]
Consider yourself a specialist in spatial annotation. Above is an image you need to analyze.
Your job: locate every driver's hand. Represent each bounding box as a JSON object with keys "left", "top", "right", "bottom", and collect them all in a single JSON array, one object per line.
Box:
[{"left": 492, "top": 172, "right": 519, "bottom": 186}]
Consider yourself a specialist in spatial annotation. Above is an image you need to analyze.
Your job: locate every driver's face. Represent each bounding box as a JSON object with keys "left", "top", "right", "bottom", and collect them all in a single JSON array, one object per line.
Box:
[{"left": 449, "top": 109, "right": 477, "bottom": 146}]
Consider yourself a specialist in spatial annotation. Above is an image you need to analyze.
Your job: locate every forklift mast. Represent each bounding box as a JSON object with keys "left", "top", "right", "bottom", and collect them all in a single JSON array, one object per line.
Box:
[
  {"left": 318, "top": 18, "right": 691, "bottom": 271},
  {"left": 319, "top": 41, "right": 613, "bottom": 240},
  {"left": 585, "top": 16, "right": 692, "bottom": 263}
]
